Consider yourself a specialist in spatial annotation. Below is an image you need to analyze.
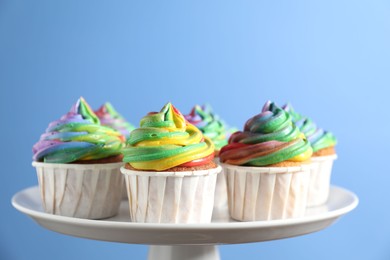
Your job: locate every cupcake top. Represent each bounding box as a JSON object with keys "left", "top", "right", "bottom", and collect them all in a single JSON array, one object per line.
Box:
[
  {"left": 33, "top": 97, "right": 125, "bottom": 163},
  {"left": 219, "top": 101, "right": 312, "bottom": 166},
  {"left": 185, "top": 104, "right": 237, "bottom": 153},
  {"left": 95, "top": 102, "right": 135, "bottom": 138},
  {"left": 283, "top": 103, "right": 337, "bottom": 154},
  {"left": 122, "top": 102, "right": 215, "bottom": 171}
]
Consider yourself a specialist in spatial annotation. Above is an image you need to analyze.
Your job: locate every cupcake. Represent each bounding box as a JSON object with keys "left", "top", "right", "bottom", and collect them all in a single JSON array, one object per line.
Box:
[
  {"left": 219, "top": 101, "right": 313, "bottom": 221},
  {"left": 121, "top": 103, "right": 222, "bottom": 223},
  {"left": 185, "top": 104, "right": 237, "bottom": 212},
  {"left": 95, "top": 102, "right": 135, "bottom": 199},
  {"left": 283, "top": 103, "right": 337, "bottom": 206},
  {"left": 95, "top": 102, "right": 135, "bottom": 138},
  {"left": 32, "top": 97, "right": 125, "bottom": 219}
]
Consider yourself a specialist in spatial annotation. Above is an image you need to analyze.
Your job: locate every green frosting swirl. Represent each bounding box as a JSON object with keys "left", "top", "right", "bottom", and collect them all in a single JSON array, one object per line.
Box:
[
  {"left": 32, "top": 97, "right": 125, "bottom": 163},
  {"left": 185, "top": 105, "right": 237, "bottom": 151},
  {"left": 283, "top": 103, "right": 337, "bottom": 153},
  {"left": 219, "top": 101, "right": 312, "bottom": 166}
]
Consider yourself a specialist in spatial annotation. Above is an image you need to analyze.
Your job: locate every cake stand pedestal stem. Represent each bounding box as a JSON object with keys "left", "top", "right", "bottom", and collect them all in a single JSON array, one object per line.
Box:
[{"left": 148, "top": 245, "right": 220, "bottom": 260}]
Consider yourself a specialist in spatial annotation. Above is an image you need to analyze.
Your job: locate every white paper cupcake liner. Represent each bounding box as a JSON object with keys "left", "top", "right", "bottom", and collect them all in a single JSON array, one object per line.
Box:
[
  {"left": 307, "top": 154, "right": 337, "bottom": 207},
  {"left": 32, "top": 161, "right": 124, "bottom": 219},
  {"left": 221, "top": 163, "right": 311, "bottom": 221},
  {"left": 213, "top": 158, "right": 228, "bottom": 209},
  {"left": 121, "top": 165, "right": 221, "bottom": 223}
]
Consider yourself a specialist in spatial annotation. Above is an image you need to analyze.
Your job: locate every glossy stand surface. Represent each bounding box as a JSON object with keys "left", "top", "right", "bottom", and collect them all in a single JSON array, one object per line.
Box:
[{"left": 12, "top": 186, "right": 358, "bottom": 260}]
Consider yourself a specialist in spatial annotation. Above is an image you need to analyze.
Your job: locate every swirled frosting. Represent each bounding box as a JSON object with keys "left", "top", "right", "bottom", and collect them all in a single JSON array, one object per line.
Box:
[
  {"left": 95, "top": 102, "right": 135, "bottom": 138},
  {"left": 283, "top": 103, "right": 337, "bottom": 153},
  {"left": 122, "top": 103, "right": 215, "bottom": 171},
  {"left": 33, "top": 97, "right": 125, "bottom": 163},
  {"left": 185, "top": 105, "right": 237, "bottom": 152},
  {"left": 219, "top": 101, "right": 312, "bottom": 166}
]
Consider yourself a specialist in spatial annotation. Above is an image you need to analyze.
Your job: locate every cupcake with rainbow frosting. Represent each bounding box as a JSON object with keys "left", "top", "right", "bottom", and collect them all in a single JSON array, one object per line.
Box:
[
  {"left": 32, "top": 97, "right": 125, "bottom": 219},
  {"left": 283, "top": 103, "right": 337, "bottom": 206},
  {"left": 219, "top": 101, "right": 312, "bottom": 221},
  {"left": 121, "top": 102, "right": 221, "bottom": 223},
  {"left": 185, "top": 104, "right": 237, "bottom": 212}
]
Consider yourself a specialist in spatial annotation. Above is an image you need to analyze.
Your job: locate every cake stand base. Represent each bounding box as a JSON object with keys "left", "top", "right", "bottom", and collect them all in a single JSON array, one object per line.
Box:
[{"left": 148, "top": 245, "right": 219, "bottom": 260}]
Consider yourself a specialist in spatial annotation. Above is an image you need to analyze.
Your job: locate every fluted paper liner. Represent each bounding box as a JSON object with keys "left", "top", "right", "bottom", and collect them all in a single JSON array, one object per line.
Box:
[
  {"left": 32, "top": 161, "right": 124, "bottom": 219},
  {"left": 121, "top": 166, "right": 221, "bottom": 223},
  {"left": 307, "top": 154, "right": 337, "bottom": 207},
  {"left": 221, "top": 163, "right": 311, "bottom": 221},
  {"left": 213, "top": 158, "right": 228, "bottom": 210}
]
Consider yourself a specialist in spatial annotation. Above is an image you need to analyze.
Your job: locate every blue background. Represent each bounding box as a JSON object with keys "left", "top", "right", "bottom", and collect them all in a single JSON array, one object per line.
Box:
[{"left": 1, "top": 0, "right": 389, "bottom": 259}]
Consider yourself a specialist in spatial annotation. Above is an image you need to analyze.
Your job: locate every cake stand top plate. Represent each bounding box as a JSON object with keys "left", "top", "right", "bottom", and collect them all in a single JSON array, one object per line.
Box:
[{"left": 12, "top": 186, "right": 358, "bottom": 245}]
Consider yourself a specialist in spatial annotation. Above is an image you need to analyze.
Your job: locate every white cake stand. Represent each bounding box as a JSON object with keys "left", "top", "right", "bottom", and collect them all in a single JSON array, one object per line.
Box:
[{"left": 12, "top": 186, "right": 358, "bottom": 260}]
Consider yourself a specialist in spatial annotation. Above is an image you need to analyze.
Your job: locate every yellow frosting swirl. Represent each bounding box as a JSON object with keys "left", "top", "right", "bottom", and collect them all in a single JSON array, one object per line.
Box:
[{"left": 123, "top": 103, "right": 215, "bottom": 171}]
